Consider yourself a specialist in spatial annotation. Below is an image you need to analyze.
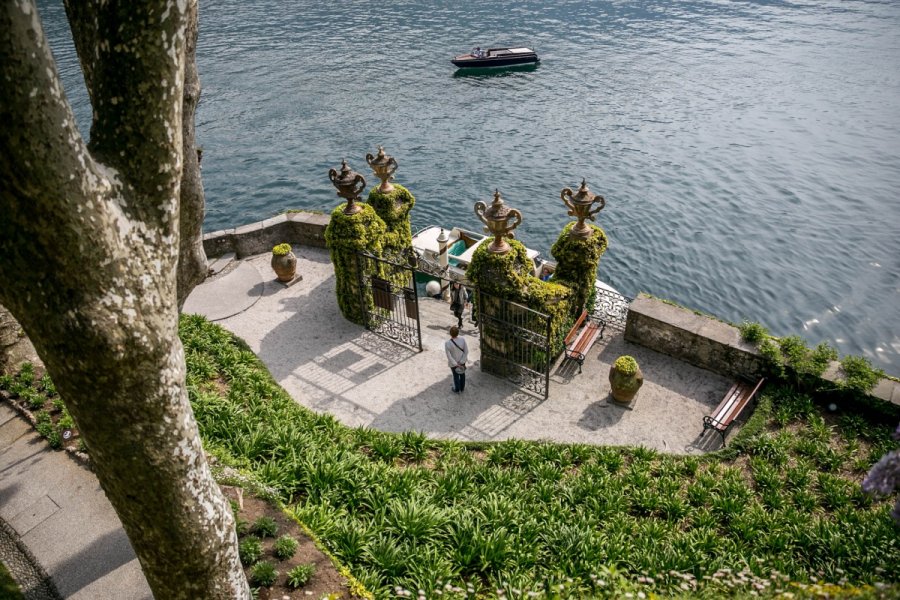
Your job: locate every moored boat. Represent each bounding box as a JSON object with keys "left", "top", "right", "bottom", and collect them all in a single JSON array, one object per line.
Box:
[
  {"left": 451, "top": 47, "right": 539, "bottom": 69},
  {"left": 411, "top": 225, "right": 619, "bottom": 297}
]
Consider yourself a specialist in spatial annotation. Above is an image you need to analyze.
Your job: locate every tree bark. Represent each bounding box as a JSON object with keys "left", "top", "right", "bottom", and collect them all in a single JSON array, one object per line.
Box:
[
  {"left": 177, "top": 0, "right": 209, "bottom": 310},
  {"left": 0, "top": 2, "right": 249, "bottom": 598}
]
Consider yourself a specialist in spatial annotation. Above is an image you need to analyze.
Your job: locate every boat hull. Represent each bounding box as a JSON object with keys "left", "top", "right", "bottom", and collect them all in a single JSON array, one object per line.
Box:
[{"left": 451, "top": 55, "right": 539, "bottom": 68}]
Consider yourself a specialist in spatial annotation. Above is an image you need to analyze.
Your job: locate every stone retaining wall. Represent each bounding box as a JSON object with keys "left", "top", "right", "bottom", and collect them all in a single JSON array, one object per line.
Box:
[
  {"left": 625, "top": 293, "right": 900, "bottom": 406},
  {"left": 625, "top": 293, "right": 764, "bottom": 380},
  {"left": 203, "top": 212, "right": 329, "bottom": 258}
]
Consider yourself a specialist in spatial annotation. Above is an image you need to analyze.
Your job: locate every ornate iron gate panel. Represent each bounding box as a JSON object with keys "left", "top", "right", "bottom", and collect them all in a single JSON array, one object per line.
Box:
[
  {"left": 356, "top": 250, "right": 422, "bottom": 352},
  {"left": 591, "top": 285, "right": 631, "bottom": 332},
  {"left": 476, "top": 290, "right": 552, "bottom": 399}
]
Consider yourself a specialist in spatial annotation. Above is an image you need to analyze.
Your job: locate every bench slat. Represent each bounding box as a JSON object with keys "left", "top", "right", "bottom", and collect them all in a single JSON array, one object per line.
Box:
[
  {"left": 566, "top": 322, "right": 601, "bottom": 360},
  {"left": 703, "top": 377, "right": 766, "bottom": 443},
  {"left": 563, "top": 310, "right": 588, "bottom": 346},
  {"left": 563, "top": 310, "right": 604, "bottom": 374},
  {"left": 712, "top": 384, "right": 749, "bottom": 422}
]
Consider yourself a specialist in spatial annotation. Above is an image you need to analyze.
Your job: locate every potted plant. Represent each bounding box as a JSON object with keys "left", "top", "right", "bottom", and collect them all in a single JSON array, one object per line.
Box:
[
  {"left": 271, "top": 243, "right": 297, "bottom": 282},
  {"left": 609, "top": 355, "right": 643, "bottom": 404}
]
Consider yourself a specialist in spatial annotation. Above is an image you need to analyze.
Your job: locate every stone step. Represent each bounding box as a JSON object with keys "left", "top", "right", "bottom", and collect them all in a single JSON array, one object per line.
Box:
[{"left": 207, "top": 252, "right": 236, "bottom": 276}]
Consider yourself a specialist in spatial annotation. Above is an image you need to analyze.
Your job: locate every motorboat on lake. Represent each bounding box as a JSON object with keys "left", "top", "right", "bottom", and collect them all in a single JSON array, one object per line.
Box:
[
  {"left": 451, "top": 47, "right": 539, "bottom": 69},
  {"left": 411, "top": 225, "right": 619, "bottom": 297}
]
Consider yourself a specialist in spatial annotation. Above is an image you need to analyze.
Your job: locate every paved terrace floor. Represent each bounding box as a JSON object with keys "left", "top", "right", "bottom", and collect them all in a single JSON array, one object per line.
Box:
[{"left": 184, "top": 247, "right": 736, "bottom": 454}]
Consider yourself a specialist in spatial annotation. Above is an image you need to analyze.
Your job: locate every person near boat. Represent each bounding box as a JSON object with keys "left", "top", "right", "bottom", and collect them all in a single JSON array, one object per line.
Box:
[{"left": 449, "top": 281, "right": 469, "bottom": 328}]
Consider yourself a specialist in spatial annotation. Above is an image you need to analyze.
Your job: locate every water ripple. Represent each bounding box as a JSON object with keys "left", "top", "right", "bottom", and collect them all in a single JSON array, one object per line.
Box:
[{"left": 35, "top": 0, "right": 900, "bottom": 374}]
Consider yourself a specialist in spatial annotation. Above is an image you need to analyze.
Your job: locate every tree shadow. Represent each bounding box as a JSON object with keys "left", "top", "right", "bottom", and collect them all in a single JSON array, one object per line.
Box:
[{"left": 50, "top": 528, "right": 146, "bottom": 599}]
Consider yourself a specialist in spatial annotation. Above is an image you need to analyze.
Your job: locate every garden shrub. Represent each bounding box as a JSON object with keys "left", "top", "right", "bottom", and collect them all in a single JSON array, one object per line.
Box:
[
  {"left": 238, "top": 536, "right": 262, "bottom": 566},
  {"left": 250, "top": 561, "right": 278, "bottom": 587},
  {"left": 274, "top": 535, "right": 299, "bottom": 560},
  {"left": 366, "top": 184, "right": 415, "bottom": 258},
  {"left": 287, "top": 564, "right": 316, "bottom": 589},
  {"left": 739, "top": 320, "right": 769, "bottom": 344},
  {"left": 467, "top": 239, "right": 573, "bottom": 359},
  {"left": 324, "top": 204, "right": 386, "bottom": 326},
  {"left": 272, "top": 243, "right": 291, "bottom": 256},
  {"left": 550, "top": 222, "right": 608, "bottom": 316},
  {"left": 840, "top": 355, "right": 885, "bottom": 394},
  {"left": 252, "top": 515, "right": 278, "bottom": 538}
]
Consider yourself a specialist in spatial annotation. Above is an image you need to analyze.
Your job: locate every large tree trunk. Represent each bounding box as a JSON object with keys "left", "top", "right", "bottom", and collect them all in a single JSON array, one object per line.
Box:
[
  {"left": 0, "top": 2, "right": 249, "bottom": 598},
  {"left": 177, "top": 0, "right": 209, "bottom": 310}
]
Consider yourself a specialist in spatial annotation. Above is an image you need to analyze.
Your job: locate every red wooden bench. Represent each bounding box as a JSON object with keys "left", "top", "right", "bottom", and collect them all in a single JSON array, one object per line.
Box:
[
  {"left": 703, "top": 377, "right": 766, "bottom": 446},
  {"left": 563, "top": 309, "right": 605, "bottom": 373}
]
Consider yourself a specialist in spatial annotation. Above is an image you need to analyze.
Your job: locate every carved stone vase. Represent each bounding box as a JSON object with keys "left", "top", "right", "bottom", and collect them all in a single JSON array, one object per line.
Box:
[
  {"left": 271, "top": 251, "right": 297, "bottom": 282},
  {"left": 609, "top": 357, "right": 643, "bottom": 404}
]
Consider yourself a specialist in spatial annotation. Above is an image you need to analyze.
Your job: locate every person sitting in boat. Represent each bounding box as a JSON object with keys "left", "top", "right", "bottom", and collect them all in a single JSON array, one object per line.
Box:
[
  {"left": 473, "top": 47, "right": 484, "bottom": 58},
  {"left": 540, "top": 266, "right": 553, "bottom": 282}
]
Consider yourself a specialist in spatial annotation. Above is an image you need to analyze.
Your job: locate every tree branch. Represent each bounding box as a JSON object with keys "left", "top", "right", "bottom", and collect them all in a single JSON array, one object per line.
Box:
[{"left": 68, "top": 0, "right": 188, "bottom": 230}]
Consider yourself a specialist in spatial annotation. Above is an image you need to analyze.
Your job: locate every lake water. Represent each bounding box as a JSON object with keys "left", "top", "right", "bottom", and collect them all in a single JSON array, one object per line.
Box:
[{"left": 37, "top": 0, "right": 900, "bottom": 375}]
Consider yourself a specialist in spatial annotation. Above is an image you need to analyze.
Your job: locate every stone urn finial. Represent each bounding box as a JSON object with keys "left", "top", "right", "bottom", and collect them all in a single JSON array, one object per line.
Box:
[
  {"left": 329, "top": 159, "right": 367, "bottom": 215},
  {"left": 561, "top": 178, "right": 606, "bottom": 239},
  {"left": 474, "top": 189, "right": 522, "bottom": 254},
  {"left": 365, "top": 145, "right": 398, "bottom": 194}
]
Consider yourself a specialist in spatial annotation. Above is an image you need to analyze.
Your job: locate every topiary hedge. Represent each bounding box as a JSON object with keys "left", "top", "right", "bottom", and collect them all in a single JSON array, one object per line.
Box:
[
  {"left": 466, "top": 238, "right": 532, "bottom": 296},
  {"left": 550, "top": 222, "right": 608, "bottom": 316},
  {"left": 467, "top": 239, "right": 573, "bottom": 361},
  {"left": 367, "top": 184, "right": 415, "bottom": 258},
  {"left": 324, "top": 204, "right": 386, "bottom": 325}
]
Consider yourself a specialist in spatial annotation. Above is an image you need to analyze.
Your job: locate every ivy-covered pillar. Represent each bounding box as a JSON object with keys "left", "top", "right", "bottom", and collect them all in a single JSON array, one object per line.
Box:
[
  {"left": 551, "top": 223, "right": 608, "bottom": 315},
  {"left": 324, "top": 160, "right": 387, "bottom": 325},
  {"left": 468, "top": 191, "right": 572, "bottom": 373},
  {"left": 551, "top": 179, "right": 609, "bottom": 315},
  {"left": 365, "top": 146, "right": 415, "bottom": 258}
]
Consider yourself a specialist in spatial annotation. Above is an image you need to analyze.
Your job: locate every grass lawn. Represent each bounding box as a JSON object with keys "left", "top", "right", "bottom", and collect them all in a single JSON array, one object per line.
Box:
[{"left": 179, "top": 315, "right": 899, "bottom": 598}]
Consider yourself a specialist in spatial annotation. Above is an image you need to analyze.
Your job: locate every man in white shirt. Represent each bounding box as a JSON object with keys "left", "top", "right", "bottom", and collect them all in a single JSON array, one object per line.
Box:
[{"left": 444, "top": 325, "right": 468, "bottom": 393}]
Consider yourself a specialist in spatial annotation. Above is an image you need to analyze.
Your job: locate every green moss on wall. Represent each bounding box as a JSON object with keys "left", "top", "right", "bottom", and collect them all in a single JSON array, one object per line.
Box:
[
  {"left": 467, "top": 239, "right": 532, "bottom": 296},
  {"left": 367, "top": 184, "right": 415, "bottom": 257},
  {"left": 468, "top": 240, "right": 573, "bottom": 360},
  {"left": 324, "top": 204, "right": 386, "bottom": 325},
  {"left": 551, "top": 223, "right": 608, "bottom": 315}
]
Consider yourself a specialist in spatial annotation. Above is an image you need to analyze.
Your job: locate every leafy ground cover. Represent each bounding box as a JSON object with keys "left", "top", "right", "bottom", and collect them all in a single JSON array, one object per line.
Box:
[
  {"left": 221, "top": 484, "right": 356, "bottom": 599},
  {"left": 0, "top": 363, "right": 361, "bottom": 598},
  {"left": 177, "top": 315, "right": 900, "bottom": 599},
  {"left": 4, "top": 316, "right": 898, "bottom": 598},
  {"left": 0, "top": 561, "right": 24, "bottom": 600}
]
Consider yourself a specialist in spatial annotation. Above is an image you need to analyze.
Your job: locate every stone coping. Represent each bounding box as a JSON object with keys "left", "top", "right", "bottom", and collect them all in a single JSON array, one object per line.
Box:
[
  {"left": 203, "top": 211, "right": 329, "bottom": 259},
  {"left": 626, "top": 293, "right": 899, "bottom": 407}
]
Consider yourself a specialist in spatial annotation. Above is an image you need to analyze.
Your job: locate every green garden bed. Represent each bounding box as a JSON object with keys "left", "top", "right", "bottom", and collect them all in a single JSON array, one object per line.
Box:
[
  {"left": 178, "top": 315, "right": 899, "bottom": 599},
  {"left": 4, "top": 316, "right": 897, "bottom": 599}
]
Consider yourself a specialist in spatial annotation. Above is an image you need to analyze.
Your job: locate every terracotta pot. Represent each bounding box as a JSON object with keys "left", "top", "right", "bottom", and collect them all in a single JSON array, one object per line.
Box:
[
  {"left": 271, "top": 251, "right": 297, "bottom": 282},
  {"left": 609, "top": 363, "right": 643, "bottom": 404}
]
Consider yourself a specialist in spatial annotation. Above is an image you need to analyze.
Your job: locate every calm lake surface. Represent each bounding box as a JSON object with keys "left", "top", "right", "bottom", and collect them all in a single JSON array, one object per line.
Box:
[{"left": 38, "top": 0, "right": 900, "bottom": 374}]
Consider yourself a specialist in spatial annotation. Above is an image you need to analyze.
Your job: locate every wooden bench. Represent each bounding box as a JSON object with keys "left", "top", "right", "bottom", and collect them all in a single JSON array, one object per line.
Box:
[
  {"left": 703, "top": 377, "right": 766, "bottom": 446},
  {"left": 563, "top": 310, "right": 605, "bottom": 373}
]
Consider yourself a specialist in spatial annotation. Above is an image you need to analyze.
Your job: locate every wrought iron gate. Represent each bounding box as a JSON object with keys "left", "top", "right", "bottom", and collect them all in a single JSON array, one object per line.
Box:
[
  {"left": 476, "top": 290, "right": 552, "bottom": 399},
  {"left": 355, "top": 250, "right": 422, "bottom": 352},
  {"left": 591, "top": 285, "right": 631, "bottom": 332}
]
